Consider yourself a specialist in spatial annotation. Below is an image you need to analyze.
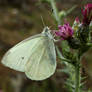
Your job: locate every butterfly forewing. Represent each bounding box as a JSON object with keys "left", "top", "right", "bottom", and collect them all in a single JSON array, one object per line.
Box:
[{"left": 1, "top": 34, "right": 42, "bottom": 72}]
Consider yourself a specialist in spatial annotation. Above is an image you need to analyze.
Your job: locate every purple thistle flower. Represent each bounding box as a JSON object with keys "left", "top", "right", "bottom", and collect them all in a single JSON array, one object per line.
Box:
[
  {"left": 75, "top": 17, "right": 80, "bottom": 24},
  {"left": 55, "top": 23, "right": 74, "bottom": 40},
  {"left": 82, "top": 4, "right": 92, "bottom": 25}
]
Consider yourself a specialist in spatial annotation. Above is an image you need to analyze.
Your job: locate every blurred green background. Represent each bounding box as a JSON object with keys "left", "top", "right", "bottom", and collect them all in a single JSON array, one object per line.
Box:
[{"left": 0, "top": 0, "right": 92, "bottom": 92}]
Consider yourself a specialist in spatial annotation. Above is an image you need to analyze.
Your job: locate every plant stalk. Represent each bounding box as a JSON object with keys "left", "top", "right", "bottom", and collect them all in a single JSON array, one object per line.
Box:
[
  {"left": 50, "top": 0, "right": 81, "bottom": 92},
  {"left": 75, "top": 63, "right": 80, "bottom": 92},
  {"left": 50, "top": 0, "right": 61, "bottom": 25}
]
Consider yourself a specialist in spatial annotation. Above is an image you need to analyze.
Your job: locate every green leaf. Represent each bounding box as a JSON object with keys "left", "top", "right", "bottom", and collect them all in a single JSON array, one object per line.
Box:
[
  {"left": 59, "top": 5, "right": 77, "bottom": 19},
  {"left": 56, "top": 46, "right": 71, "bottom": 63},
  {"left": 65, "top": 5, "right": 77, "bottom": 16},
  {"left": 56, "top": 46, "right": 65, "bottom": 59}
]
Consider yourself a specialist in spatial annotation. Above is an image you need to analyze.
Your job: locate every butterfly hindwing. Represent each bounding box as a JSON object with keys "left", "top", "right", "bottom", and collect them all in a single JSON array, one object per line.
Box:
[{"left": 25, "top": 37, "right": 56, "bottom": 80}]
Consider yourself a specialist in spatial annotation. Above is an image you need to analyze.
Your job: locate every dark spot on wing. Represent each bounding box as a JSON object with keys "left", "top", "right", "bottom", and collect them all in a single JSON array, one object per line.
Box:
[{"left": 21, "top": 57, "right": 24, "bottom": 59}]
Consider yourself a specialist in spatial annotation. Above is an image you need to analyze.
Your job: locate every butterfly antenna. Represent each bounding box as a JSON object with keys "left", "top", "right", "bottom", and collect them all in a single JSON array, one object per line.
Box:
[{"left": 41, "top": 16, "right": 46, "bottom": 27}]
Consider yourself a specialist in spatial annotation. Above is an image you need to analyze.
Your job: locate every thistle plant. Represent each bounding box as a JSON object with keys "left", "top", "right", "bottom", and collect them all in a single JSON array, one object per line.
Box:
[{"left": 48, "top": 0, "right": 92, "bottom": 92}]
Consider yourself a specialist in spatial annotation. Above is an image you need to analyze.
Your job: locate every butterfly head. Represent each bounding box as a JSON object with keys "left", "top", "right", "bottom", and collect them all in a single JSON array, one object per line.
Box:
[{"left": 42, "top": 27, "right": 54, "bottom": 40}]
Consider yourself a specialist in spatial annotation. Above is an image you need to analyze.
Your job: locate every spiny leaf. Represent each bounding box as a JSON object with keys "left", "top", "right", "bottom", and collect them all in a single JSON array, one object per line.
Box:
[{"left": 80, "top": 81, "right": 86, "bottom": 88}]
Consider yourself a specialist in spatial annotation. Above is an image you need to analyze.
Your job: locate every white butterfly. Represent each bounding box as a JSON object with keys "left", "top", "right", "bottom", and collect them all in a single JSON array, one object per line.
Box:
[{"left": 1, "top": 27, "right": 56, "bottom": 81}]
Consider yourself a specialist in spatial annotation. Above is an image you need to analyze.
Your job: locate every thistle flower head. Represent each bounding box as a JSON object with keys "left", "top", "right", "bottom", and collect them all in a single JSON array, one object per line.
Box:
[
  {"left": 82, "top": 4, "right": 92, "bottom": 25},
  {"left": 55, "top": 23, "right": 74, "bottom": 40},
  {"left": 75, "top": 17, "right": 80, "bottom": 24}
]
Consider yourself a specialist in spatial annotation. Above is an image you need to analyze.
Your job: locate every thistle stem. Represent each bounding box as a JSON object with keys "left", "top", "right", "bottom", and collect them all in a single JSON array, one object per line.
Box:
[
  {"left": 50, "top": 0, "right": 61, "bottom": 25},
  {"left": 50, "top": 0, "right": 81, "bottom": 92},
  {"left": 75, "top": 63, "right": 80, "bottom": 92}
]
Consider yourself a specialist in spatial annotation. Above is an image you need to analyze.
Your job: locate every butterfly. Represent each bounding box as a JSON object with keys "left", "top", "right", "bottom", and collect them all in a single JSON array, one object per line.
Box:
[{"left": 1, "top": 27, "right": 56, "bottom": 80}]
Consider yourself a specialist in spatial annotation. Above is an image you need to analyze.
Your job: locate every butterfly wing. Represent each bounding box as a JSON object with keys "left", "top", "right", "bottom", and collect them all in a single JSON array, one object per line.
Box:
[
  {"left": 1, "top": 34, "right": 43, "bottom": 72},
  {"left": 25, "top": 37, "right": 56, "bottom": 80}
]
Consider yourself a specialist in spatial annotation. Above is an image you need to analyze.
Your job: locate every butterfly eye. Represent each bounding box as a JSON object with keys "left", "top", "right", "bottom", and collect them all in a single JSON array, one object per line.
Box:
[{"left": 45, "top": 27, "right": 49, "bottom": 32}]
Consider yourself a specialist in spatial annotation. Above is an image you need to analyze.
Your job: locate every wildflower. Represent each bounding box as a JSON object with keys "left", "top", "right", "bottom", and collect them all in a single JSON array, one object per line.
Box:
[
  {"left": 55, "top": 23, "right": 74, "bottom": 40},
  {"left": 75, "top": 17, "right": 80, "bottom": 24},
  {"left": 82, "top": 4, "right": 92, "bottom": 25}
]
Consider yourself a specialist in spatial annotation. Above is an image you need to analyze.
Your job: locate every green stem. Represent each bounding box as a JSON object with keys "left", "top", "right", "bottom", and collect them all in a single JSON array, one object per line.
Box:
[
  {"left": 50, "top": 0, "right": 81, "bottom": 92},
  {"left": 75, "top": 63, "right": 80, "bottom": 92},
  {"left": 50, "top": 0, "right": 61, "bottom": 25}
]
